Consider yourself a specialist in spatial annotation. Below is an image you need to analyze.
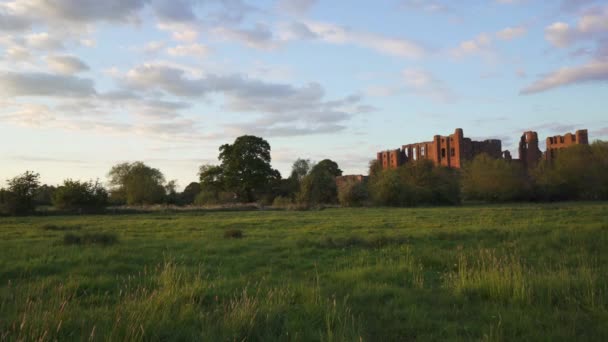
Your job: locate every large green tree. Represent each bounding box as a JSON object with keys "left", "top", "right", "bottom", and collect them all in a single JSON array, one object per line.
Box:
[
  {"left": 218, "top": 135, "right": 281, "bottom": 202},
  {"left": 107, "top": 162, "right": 166, "bottom": 205},
  {"left": 0, "top": 171, "right": 40, "bottom": 215},
  {"left": 298, "top": 159, "right": 343, "bottom": 205}
]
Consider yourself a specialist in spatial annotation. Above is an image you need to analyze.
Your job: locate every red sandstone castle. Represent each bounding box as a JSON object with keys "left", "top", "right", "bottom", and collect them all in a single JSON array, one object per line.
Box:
[{"left": 377, "top": 128, "right": 589, "bottom": 170}]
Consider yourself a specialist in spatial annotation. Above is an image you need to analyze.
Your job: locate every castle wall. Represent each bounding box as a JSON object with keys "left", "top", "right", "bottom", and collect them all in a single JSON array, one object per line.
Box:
[
  {"left": 378, "top": 128, "right": 501, "bottom": 170},
  {"left": 545, "top": 129, "right": 589, "bottom": 161}
]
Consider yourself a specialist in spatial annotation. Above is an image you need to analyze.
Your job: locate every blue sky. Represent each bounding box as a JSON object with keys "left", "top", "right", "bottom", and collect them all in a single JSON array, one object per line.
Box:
[{"left": 1, "top": 0, "right": 607, "bottom": 188}]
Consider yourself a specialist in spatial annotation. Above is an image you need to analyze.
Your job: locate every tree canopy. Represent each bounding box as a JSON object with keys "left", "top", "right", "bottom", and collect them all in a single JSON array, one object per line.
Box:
[
  {"left": 218, "top": 135, "right": 281, "bottom": 202},
  {"left": 108, "top": 162, "right": 166, "bottom": 205}
]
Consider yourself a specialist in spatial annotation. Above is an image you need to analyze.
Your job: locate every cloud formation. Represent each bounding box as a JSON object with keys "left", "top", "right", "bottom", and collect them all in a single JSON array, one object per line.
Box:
[
  {"left": 520, "top": 60, "right": 608, "bottom": 94},
  {"left": 46, "top": 55, "right": 90, "bottom": 74},
  {"left": 0, "top": 71, "right": 96, "bottom": 97}
]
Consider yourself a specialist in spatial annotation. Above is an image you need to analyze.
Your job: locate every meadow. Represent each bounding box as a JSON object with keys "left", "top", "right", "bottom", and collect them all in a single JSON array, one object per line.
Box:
[{"left": 1, "top": 203, "right": 607, "bottom": 341}]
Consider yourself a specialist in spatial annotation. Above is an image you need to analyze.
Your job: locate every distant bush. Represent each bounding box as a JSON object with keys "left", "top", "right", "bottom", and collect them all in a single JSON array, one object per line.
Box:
[
  {"left": 369, "top": 160, "right": 460, "bottom": 206},
  {"left": 41, "top": 224, "right": 82, "bottom": 231},
  {"left": 461, "top": 154, "right": 529, "bottom": 202},
  {"left": 194, "top": 190, "right": 237, "bottom": 206},
  {"left": 272, "top": 196, "right": 293, "bottom": 208},
  {"left": 53, "top": 179, "right": 108, "bottom": 212},
  {"left": 0, "top": 171, "right": 40, "bottom": 216},
  {"left": 338, "top": 180, "right": 369, "bottom": 207},
  {"left": 63, "top": 232, "right": 118, "bottom": 246},
  {"left": 532, "top": 142, "right": 608, "bottom": 201},
  {"left": 223, "top": 229, "right": 244, "bottom": 239}
]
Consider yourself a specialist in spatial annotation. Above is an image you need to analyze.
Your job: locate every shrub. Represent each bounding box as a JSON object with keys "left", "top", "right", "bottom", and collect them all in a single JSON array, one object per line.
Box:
[
  {"left": 461, "top": 154, "right": 529, "bottom": 202},
  {"left": 0, "top": 171, "right": 40, "bottom": 216},
  {"left": 272, "top": 196, "right": 293, "bottom": 208},
  {"left": 224, "top": 229, "right": 244, "bottom": 239},
  {"left": 338, "top": 180, "right": 369, "bottom": 207},
  {"left": 41, "top": 224, "right": 82, "bottom": 231},
  {"left": 53, "top": 179, "right": 108, "bottom": 212},
  {"left": 369, "top": 160, "right": 460, "bottom": 206},
  {"left": 63, "top": 232, "right": 118, "bottom": 246}
]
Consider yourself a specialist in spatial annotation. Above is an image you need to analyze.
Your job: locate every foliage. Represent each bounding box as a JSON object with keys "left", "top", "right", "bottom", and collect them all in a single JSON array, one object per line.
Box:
[
  {"left": 108, "top": 162, "right": 166, "bottom": 205},
  {"left": 313, "top": 159, "right": 343, "bottom": 177},
  {"left": 218, "top": 135, "right": 281, "bottom": 202},
  {"left": 532, "top": 142, "right": 608, "bottom": 201},
  {"left": 180, "top": 182, "right": 201, "bottom": 205},
  {"left": 289, "top": 158, "right": 313, "bottom": 181},
  {"left": 33, "top": 184, "right": 56, "bottom": 206},
  {"left": 298, "top": 159, "right": 343, "bottom": 205},
  {"left": 164, "top": 180, "right": 179, "bottom": 204},
  {"left": 337, "top": 179, "right": 369, "bottom": 207},
  {"left": 461, "top": 153, "right": 529, "bottom": 202},
  {"left": 0, "top": 171, "right": 40, "bottom": 215},
  {"left": 52, "top": 179, "right": 108, "bottom": 212},
  {"left": 369, "top": 159, "right": 460, "bottom": 206}
]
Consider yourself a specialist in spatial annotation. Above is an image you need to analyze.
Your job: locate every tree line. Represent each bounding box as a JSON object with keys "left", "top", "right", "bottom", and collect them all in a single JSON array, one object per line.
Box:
[{"left": 1, "top": 136, "right": 607, "bottom": 216}]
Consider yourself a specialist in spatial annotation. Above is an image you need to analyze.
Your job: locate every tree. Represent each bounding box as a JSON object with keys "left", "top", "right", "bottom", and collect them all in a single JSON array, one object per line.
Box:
[
  {"left": 107, "top": 162, "right": 166, "bottom": 205},
  {"left": 0, "top": 171, "right": 40, "bottom": 215},
  {"left": 369, "top": 160, "right": 460, "bottom": 206},
  {"left": 218, "top": 135, "right": 281, "bottom": 202},
  {"left": 338, "top": 179, "right": 368, "bottom": 207},
  {"left": 53, "top": 179, "right": 108, "bottom": 212},
  {"left": 298, "top": 159, "right": 342, "bottom": 205},
  {"left": 289, "top": 158, "right": 313, "bottom": 181},
  {"left": 164, "top": 180, "right": 179, "bottom": 204},
  {"left": 532, "top": 142, "right": 608, "bottom": 201},
  {"left": 197, "top": 164, "right": 225, "bottom": 204},
  {"left": 34, "top": 184, "right": 56, "bottom": 206},
  {"left": 180, "top": 182, "right": 201, "bottom": 205},
  {"left": 461, "top": 154, "right": 528, "bottom": 202},
  {"left": 312, "top": 159, "right": 343, "bottom": 177}
]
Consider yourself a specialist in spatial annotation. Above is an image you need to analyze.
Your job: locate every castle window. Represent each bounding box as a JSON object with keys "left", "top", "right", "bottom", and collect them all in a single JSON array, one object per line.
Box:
[
  {"left": 451, "top": 148, "right": 455, "bottom": 157},
  {"left": 421, "top": 147, "right": 425, "bottom": 156},
  {"left": 560, "top": 137, "right": 564, "bottom": 143},
  {"left": 441, "top": 148, "right": 446, "bottom": 158}
]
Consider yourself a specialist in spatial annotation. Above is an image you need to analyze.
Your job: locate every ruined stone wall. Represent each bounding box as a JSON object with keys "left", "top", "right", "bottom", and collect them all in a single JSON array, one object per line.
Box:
[
  {"left": 377, "top": 149, "right": 406, "bottom": 169},
  {"left": 545, "top": 129, "right": 589, "bottom": 161},
  {"left": 518, "top": 131, "right": 542, "bottom": 169},
  {"left": 378, "top": 128, "right": 500, "bottom": 170}
]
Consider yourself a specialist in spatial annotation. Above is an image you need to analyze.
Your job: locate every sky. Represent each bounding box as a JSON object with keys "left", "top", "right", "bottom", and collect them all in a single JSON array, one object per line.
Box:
[{"left": 1, "top": 0, "right": 607, "bottom": 189}]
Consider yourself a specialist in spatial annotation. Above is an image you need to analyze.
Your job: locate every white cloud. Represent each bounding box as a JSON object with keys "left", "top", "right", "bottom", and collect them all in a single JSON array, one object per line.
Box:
[
  {"left": 304, "top": 21, "right": 427, "bottom": 59},
  {"left": 167, "top": 43, "right": 210, "bottom": 57},
  {"left": 545, "top": 6, "right": 608, "bottom": 48},
  {"left": 25, "top": 32, "right": 65, "bottom": 50},
  {"left": 0, "top": 71, "right": 96, "bottom": 97},
  {"left": 277, "top": 0, "right": 317, "bottom": 15},
  {"left": 47, "top": 55, "right": 89, "bottom": 74},
  {"left": 403, "top": 68, "right": 456, "bottom": 102},
  {"left": 496, "top": 26, "right": 527, "bottom": 41},
  {"left": 520, "top": 60, "right": 608, "bottom": 94},
  {"left": 545, "top": 22, "right": 576, "bottom": 48},
  {"left": 451, "top": 33, "right": 492, "bottom": 58}
]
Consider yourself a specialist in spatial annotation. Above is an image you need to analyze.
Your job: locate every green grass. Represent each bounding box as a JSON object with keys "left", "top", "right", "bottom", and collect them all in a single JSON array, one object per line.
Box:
[{"left": 1, "top": 203, "right": 607, "bottom": 341}]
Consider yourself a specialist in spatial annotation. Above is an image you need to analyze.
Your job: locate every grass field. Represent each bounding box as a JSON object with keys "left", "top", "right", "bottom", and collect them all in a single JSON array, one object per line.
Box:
[{"left": 1, "top": 203, "right": 608, "bottom": 341}]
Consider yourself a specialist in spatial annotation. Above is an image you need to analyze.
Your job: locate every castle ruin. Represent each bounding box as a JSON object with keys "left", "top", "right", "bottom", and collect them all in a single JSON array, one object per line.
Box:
[
  {"left": 377, "top": 128, "right": 502, "bottom": 169},
  {"left": 376, "top": 128, "right": 590, "bottom": 170}
]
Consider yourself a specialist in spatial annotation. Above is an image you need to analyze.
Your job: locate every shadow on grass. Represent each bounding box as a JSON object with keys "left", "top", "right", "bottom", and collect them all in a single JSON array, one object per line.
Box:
[{"left": 63, "top": 232, "right": 118, "bottom": 246}]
